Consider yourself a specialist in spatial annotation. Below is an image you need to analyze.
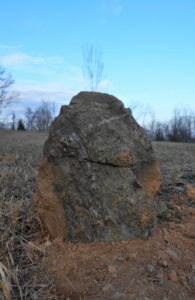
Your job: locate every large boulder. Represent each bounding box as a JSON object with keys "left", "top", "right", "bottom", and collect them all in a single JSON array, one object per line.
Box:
[{"left": 35, "top": 92, "right": 161, "bottom": 242}]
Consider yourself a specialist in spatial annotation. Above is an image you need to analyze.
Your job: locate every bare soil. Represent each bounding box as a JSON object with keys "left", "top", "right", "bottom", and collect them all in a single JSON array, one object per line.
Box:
[
  {"left": 0, "top": 130, "right": 195, "bottom": 299},
  {"left": 31, "top": 184, "right": 195, "bottom": 300}
]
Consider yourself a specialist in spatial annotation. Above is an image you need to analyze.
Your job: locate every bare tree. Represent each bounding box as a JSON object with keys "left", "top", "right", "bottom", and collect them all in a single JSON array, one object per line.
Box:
[
  {"left": 82, "top": 44, "right": 104, "bottom": 91},
  {"left": 0, "top": 66, "right": 18, "bottom": 111},
  {"left": 34, "top": 101, "right": 53, "bottom": 131},
  {"left": 11, "top": 112, "right": 16, "bottom": 130},
  {"left": 145, "top": 109, "right": 195, "bottom": 142},
  {"left": 131, "top": 102, "right": 154, "bottom": 127},
  {"left": 25, "top": 101, "right": 54, "bottom": 131},
  {"left": 25, "top": 107, "right": 36, "bottom": 131},
  {"left": 168, "top": 109, "right": 194, "bottom": 142}
]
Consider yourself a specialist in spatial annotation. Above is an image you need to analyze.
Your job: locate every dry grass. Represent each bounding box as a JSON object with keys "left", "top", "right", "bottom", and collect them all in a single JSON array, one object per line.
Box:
[
  {"left": 153, "top": 141, "right": 195, "bottom": 184},
  {"left": 0, "top": 130, "right": 58, "bottom": 299},
  {"left": 0, "top": 130, "right": 195, "bottom": 299}
]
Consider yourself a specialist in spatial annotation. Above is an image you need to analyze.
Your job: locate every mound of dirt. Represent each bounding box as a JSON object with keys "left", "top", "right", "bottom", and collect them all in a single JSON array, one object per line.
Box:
[
  {"left": 30, "top": 186, "right": 195, "bottom": 300},
  {"left": 35, "top": 91, "right": 161, "bottom": 242}
]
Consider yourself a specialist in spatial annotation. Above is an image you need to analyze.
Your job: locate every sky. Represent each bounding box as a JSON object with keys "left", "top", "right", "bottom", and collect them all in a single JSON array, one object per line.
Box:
[{"left": 0, "top": 0, "right": 195, "bottom": 124}]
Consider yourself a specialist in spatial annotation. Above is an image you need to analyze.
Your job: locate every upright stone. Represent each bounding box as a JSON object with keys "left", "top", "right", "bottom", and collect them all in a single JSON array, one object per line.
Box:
[{"left": 35, "top": 92, "right": 161, "bottom": 242}]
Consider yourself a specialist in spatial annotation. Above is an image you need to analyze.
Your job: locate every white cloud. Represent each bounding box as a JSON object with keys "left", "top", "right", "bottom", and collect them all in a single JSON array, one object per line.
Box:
[
  {"left": 0, "top": 53, "right": 64, "bottom": 70},
  {"left": 13, "top": 79, "right": 82, "bottom": 111},
  {"left": 0, "top": 82, "right": 75, "bottom": 122},
  {"left": 0, "top": 50, "right": 84, "bottom": 119},
  {"left": 17, "top": 82, "right": 74, "bottom": 101},
  {"left": 0, "top": 49, "right": 114, "bottom": 120},
  {"left": 0, "top": 44, "right": 23, "bottom": 50}
]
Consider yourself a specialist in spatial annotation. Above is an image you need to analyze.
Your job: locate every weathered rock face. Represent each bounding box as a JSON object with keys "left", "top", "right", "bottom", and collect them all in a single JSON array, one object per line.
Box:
[{"left": 35, "top": 92, "right": 161, "bottom": 242}]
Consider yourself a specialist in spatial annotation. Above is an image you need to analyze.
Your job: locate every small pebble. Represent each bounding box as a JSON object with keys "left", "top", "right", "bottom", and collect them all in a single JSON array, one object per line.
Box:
[
  {"left": 147, "top": 264, "right": 156, "bottom": 273},
  {"left": 45, "top": 240, "right": 52, "bottom": 247},
  {"left": 168, "top": 270, "right": 178, "bottom": 282},
  {"left": 165, "top": 249, "right": 179, "bottom": 260},
  {"left": 108, "top": 265, "right": 117, "bottom": 274},
  {"left": 126, "top": 253, "right": 137, "bottom": 260},
  {"left": 162, "top": 260, "right": 168, "bottom": 267},
  {"left": 117, "top": 256, "right": 125, "bottom": 262}
]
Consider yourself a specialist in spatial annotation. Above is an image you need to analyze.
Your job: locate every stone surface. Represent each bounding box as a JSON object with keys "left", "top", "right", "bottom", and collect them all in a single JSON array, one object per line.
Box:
[{"left": 35, "top": 91, "right": 161, "bottom": 242}]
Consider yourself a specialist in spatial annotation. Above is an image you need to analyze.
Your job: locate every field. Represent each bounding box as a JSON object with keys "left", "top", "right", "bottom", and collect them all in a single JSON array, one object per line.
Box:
[{"left": 0, "top": 129, "right": 195, "bottom": 300}]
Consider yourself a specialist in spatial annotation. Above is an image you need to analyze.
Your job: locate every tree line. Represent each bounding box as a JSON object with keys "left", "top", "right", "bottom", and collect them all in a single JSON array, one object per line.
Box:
[
  {"left": 4, "top": 101, "right": 195, "bottom": 143},
  {"left": 145, "top": 109, "right": 195, "bottom": 142},
  {"left": 0, "top": 62, "right": 194, "bottom": 141},
  {"left": 0, "top": 101, "right": 55, "bottom": 132},
  {"left": 0, "top": 64, "right": 55, "bottom": 131}
]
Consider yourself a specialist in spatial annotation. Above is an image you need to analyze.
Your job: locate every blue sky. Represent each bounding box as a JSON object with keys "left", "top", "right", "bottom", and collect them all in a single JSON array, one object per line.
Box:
[{"left": 0, "top": 0, "right": 195, "bottom": 123}]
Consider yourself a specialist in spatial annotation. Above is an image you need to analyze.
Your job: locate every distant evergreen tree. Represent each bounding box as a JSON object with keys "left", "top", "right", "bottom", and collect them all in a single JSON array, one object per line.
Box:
[{"left": 17, "top": 119, "right": 26, "bottom": 131}]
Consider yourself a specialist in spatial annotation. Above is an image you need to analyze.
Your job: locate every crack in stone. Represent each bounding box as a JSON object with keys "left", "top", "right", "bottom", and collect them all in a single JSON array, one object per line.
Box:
[{"left": 83, "top": 157, "right": 129, "bottom": 168}]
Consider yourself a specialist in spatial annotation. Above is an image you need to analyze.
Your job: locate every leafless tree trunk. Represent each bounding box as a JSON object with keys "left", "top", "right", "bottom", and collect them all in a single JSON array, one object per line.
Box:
[
  {"left": 25, "top": 107, "right": 36, "bottom": 131},
  {"left": 34, "top": 101, "right": 53, "bottom": 131},
  {"left": 82, "top": 44, "right": 104, "bottom": 91},
  {"left": 0, "top": 66, "right": 19, "bottom": 112},
  {"left": 11, "top": 112, "right": 16, "bottom": 130}
]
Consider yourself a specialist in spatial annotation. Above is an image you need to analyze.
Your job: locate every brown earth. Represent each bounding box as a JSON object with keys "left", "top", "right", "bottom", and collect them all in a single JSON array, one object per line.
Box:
[
  {"left": 29, "top": 184, "right": 195, "bottom": 300},
  {"left": 0, "top": 130, "right": 195, "bottom": 300}
]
